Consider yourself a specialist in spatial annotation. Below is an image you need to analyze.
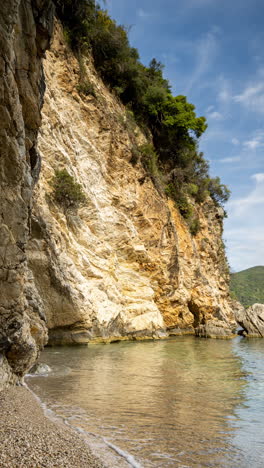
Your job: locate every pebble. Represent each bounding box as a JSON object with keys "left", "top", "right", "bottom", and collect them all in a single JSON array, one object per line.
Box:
[{"left": 0, "top": 386, "right": 105, "bottom": 467}]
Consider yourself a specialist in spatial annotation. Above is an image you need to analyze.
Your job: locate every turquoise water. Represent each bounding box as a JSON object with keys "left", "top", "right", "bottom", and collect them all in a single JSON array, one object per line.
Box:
[{"left": 27, "top": 337, "right": 264, "bottom": 467}]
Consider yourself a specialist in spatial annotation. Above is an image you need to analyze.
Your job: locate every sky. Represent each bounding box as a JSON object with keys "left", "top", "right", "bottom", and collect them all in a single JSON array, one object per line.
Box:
[{"left": 99, "top": 0, "right": 264, "bottom": 272}]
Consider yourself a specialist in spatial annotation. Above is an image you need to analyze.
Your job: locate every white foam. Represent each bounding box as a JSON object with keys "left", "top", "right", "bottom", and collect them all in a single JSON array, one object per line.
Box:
[
  {"left": 24, "top": 383, "right": 142, "bottom": 468},
  {"left": 102, "top": 438, "right": 143, "bottom": 468}
]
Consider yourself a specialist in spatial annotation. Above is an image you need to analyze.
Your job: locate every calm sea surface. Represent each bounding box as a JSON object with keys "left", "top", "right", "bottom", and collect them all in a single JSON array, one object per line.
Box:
[{"left": 27, "top": 336, "right": 264, "bottom": 467}]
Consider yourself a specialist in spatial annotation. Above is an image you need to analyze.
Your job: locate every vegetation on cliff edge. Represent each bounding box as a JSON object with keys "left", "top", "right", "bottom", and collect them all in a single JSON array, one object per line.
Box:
[{"left": 53, "top": 0, "right": 230, "bottom": 229}]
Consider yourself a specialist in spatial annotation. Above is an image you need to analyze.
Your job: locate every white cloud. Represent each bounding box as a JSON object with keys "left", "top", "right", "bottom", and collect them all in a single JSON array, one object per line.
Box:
[
  {"left": 207, "top": 110, "right": 223, "bottom": 120},
  {"left": 225, "top": 174, "right": 264, "bottom": 271},
  {"left": 244, "top": 140, "right": 262, "bottom": 150},
  {"left": 228, "top": 173, "right": 264, "bottom": 215},
  {"left": 219, "top": 156, "right": 241, "bottom": 163},
  {"left": 231, "top": 138, "right": 240, "bottom": 146},
  {"left": 252, "top": 173, "right": 264, "bottom": 183},
  {"left": 225, "top": 226, "right": 264, "bottom": 272},
  {"left": 243, "top": 131, "right": 264, "bottom": 150},
  {"left": 233, "top": 82, "right": 264, "bottom": 113}
]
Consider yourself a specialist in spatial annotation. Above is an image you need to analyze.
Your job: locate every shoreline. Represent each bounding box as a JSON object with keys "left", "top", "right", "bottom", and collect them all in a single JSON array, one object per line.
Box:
[{"left": 0, "top": 386, "right": 106, "bottom": 468}]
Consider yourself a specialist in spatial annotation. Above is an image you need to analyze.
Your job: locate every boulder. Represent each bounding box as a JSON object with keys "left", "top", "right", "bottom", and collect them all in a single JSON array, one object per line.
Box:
[
  {"left": 30, "top": 363, "right": 51, "bottom": 375},
  {"left": 235, "top": 303, "right": 264, "bottom": 337}
]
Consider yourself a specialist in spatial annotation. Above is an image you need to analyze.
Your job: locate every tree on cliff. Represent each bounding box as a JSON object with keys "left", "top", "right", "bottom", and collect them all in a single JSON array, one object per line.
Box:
[{"left": 53, "top": 0, "right": 230, "bottom": 221}]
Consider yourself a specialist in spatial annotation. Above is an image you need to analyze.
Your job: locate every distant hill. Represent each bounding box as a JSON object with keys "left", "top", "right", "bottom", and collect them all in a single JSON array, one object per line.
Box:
[{"left": 230, "top": 266, "right": 264, "bottom": 308}]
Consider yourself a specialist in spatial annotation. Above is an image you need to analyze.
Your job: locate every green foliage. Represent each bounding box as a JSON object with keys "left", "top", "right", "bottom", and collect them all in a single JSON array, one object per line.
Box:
[
  {"left": 142, "top": 85, "right": 168, "bottom": 117},
  {"left": 230, "top": 266, "right": 264, "bottom": 308},
  {"left": 208, "top": 177, "right": 230, "bottom": 207},
  {"left": 189, "top": 217, "right": 200, "bottom": 236},
  {"left": 130, "top": 145, "right": 141, "bottom": 166},
  {"left": 63, "top": 27, "right": 71, "bottom": 45},
  {"left": 54, "top": 0, "right": 230, "bottom": 229},
  {"left": 75, "top": 52, "right": 97, "bottom": 97},
  {"left": 165, "top": 182, "right": 193, "bottom": 219},
  {"left": 176, "top": 196, "right": 193, "bottom": 219},
  {"left": 51, "top": 169, "right": 86, "bottom": 209},
  {"left": 139, "top": 144, "right": 159, "bottom": 176},
  {"left": 77, "top": 80, "right": 96, "bottom": 97},
  {"left": 164, "top": 183, "right": 178, "bottom": 199},
  {"left": 187, "top": 183, "right": 199, "bottom": 196},
  {"left": 161, "top": 95, "right": 207, "bottom": 137}
]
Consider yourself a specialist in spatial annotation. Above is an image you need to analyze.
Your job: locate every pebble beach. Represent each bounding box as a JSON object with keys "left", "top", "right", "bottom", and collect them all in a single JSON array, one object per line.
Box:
[{"left": 0, "top": 386, "right": 105, "bottom": 468}]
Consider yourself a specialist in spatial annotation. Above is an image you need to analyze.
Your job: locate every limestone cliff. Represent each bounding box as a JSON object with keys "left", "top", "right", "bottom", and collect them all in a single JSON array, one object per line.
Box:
[
  {"left": 0, "top": 0, "right": 54, "bottom": 388},
  {"left": 0, "top": 6, "right": 236, "bottom": 388},
  {"left": 27, "top": 23, "right": 236, "bottom": 345}
]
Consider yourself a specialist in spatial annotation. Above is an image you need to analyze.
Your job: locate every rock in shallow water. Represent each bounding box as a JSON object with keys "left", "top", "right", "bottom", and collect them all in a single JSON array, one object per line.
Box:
[
  {"left": 236, "top": 303, "right": 264, "bottom": 337},
  {"left": 30, "top": 363, "right": 52, "bottom": 375}
]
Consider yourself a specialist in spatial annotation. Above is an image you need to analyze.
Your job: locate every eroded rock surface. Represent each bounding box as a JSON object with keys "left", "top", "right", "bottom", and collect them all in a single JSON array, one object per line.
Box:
[
  {"left": 0, "top": 8, "right": 236, "bottom": 387},
  {"left": 0, "top": 0, "right": 53, "bottom": 388},
  {"left": 236, "top": 303, "right": 264, "bottom": 337},
  {"left": 27, "top": 24, "right": 236, "bottom": 345}
]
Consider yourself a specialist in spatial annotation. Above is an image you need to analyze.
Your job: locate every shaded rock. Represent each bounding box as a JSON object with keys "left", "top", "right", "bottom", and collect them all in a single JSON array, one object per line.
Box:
[
  {"left": 195, "top": 320, "right": 235, "bottom": 339},
  {"left": 0, "top": 0, "right": 53, "bottom": 389},
  {"left": 30, "top": 362, "right": 51, "bottom": 374},
  {"left": 236, "top": 303, "right": 264, "bottom": 337}
]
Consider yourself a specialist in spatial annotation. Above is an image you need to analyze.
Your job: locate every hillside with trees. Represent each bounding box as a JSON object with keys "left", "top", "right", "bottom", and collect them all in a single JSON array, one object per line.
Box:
[{"left": 230, "top": 266, "right": 264, "bottom": 307}]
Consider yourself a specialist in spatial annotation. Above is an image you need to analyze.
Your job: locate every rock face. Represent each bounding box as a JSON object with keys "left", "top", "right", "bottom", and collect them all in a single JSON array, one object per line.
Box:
[
  {"left": 0, "top": 8, "right": 236, "bottom": 387},
  {"left": 236, "top": 303, "right": 264, "bottom": 337},
  {"left": 0, "top": 0, "right": 54, "bottom": 388},
  {"left": 27, "top": 23, "right": 236, "bottom": 345}
]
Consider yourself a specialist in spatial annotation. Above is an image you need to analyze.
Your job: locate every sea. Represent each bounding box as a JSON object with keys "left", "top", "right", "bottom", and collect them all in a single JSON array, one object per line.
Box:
[{"left": 26, "top": 336, "right": 264, "bottom": 467}]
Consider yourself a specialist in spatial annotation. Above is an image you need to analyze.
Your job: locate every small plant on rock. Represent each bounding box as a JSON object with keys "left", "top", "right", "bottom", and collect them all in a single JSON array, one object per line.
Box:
[
  {"left": 189, "top": 217, "right": 200, "bottom": 236},
  {"left": 51, "top": 169, "right": 86, "bottom": 210},
  {"left": 76, "top": 80, "right": 96, "bottom": 97}
]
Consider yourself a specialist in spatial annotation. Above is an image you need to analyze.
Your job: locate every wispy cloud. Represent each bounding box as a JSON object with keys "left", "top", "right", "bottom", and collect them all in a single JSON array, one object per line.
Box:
[
  {"left": 207, "top": 110, "right": 223, "bottom": 120},
  {"left": 225, "top": 173, "right": 264, "bottom": 270},
  {"left": 218, "top": 78, "right": 232, "bottom": 103},
  {"left": 219, "top": 156, "right": 241, "bottom": 163},
  {"left": 252, "top": 173, "right": 264, "bottom": 183},
  {"left": 231, "top": 137, "right": 240, "bottom": 146},
  {"left": 228, "top": 172, "right": 264, "bottom": 215},
  {"left": 225, "top": 228, "right": 264, "bottom": 271},
  {"left": 137, "top": 8, "right": 154, "bottom": 19},
  {"left": 185, "top": 30, "right": 219, "bottom": 93},
  {"left": 234, "top": 81, "right": 264, "bottom": 113},
  {"left": 243, "top": 131, "right": 264, "bottom": 150}
]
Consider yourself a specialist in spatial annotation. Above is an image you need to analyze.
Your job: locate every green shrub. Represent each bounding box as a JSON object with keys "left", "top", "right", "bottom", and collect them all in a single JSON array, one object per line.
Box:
[
  {"left": 130, "top": 145, "right": 141, "bottom": 166},
  {"left": 187, "top": 183, "right": 199, "bottom": 196},
  {"left": 189, "top": 217, "right": 200, "bottom": 236},
  {"left": 208, "top": 177, "right": 230, "bottom": 206},
  {"left": 51, "top": 169, "right": 86, "bottom": 209},
  {"left": 139, "top": 144, "right": 159, "bottom": 177},
  {"left": 76, "top": 80, "right": 96, "bottom": 97},
  {"left": 63, "top": 27, "right": 71, "bottom": 45},
  {"left": 176, "top": 195, "right": 193, "bottom": 219},
  {"left": 165, "top": 183, "right": 178, "bottom": 200}
]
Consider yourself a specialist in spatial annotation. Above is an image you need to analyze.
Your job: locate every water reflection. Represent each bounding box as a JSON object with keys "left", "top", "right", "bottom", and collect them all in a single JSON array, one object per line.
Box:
[
  {"left": 28, "top": 337, "right": 250, "bottom": 467},
  {"left": 231, "top": 339, "right": 264, "bottom": 467}
]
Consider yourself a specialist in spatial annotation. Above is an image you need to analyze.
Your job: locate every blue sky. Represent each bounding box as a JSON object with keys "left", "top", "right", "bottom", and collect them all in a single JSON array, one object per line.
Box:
[{"left": 99, "top": 0, "right": 264, "bottom": 272}]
